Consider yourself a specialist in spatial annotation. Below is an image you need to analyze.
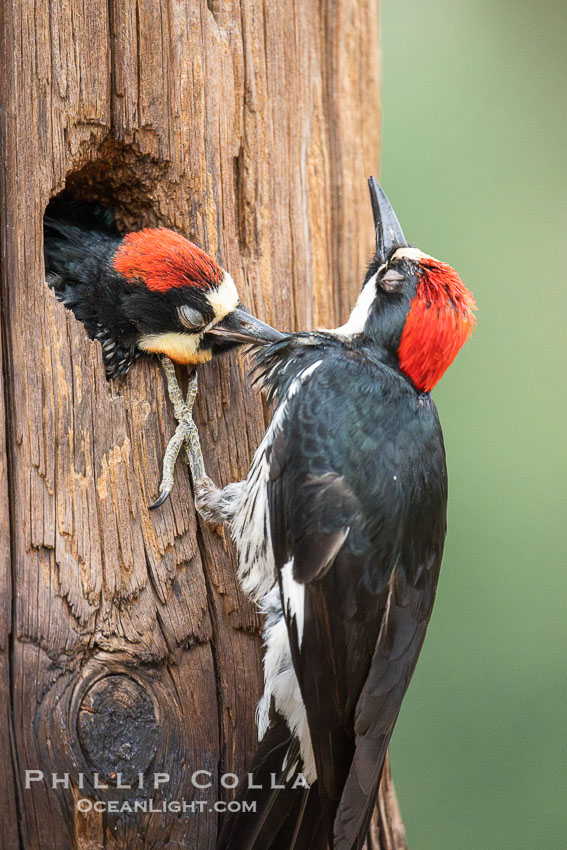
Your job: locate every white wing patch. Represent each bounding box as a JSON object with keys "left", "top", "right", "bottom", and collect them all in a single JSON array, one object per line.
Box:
[
  {"left": 281, "top": 560, "right": 305, "bottom": 650},
  {"left": 256, "top": 587, "right": 316, "bottom": 785}
]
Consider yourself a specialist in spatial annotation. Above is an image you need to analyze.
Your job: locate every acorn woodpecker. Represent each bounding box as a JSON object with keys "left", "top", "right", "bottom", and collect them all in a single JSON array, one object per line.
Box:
[
  {"left": 197, "top": 179, "right": 476, "bottom": 850},
  {"left": 44, "top": 204, "right": 281, "bottom": 508}
]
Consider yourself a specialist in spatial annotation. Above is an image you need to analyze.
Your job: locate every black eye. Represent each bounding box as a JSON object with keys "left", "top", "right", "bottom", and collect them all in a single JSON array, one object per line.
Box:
[
  {"left": 379, "top": 269, "right": 404, "bottom": 293},
  {"left": 178, "top": 306, "right": 205, "bottom": 330}
]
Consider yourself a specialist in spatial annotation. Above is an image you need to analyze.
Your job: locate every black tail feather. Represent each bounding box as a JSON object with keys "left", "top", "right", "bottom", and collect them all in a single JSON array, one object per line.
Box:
[{"left": 218, "top": 720, "right": 327, "bottom": 850}]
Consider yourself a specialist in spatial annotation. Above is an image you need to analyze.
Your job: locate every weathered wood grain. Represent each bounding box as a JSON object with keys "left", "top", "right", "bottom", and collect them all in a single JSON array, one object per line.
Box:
[
  {"left": 1, "top": 0, "right": 405, "bottom": 847},
  {"left": 0, "top": 240, "right": 21, "bottom": 850}
]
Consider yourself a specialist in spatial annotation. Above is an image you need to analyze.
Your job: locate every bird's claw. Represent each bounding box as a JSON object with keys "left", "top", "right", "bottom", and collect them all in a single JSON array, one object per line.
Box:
[
  {"left": 148, "top": 487, "right": 171, "bottom": 511},
  {"left": 149, "top": 357, "right": 206, "bottom": 510}
]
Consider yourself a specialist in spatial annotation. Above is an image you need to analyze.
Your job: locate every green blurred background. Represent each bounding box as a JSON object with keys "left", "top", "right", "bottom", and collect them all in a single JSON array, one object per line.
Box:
[{"left": 380, "top": 1, "right": 567, "bottom": 847}]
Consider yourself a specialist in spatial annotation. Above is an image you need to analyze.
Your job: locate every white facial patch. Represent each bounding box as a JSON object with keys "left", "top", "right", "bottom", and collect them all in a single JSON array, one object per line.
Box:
[
  {"left": 326, "top": 272, "right": 378, "bottom": 338},
  {"left": 391, "top": 246, "right": 437, "bottom": 263},
  {"left": 207, "top": 272, "right": 239, "bottom": 322}
]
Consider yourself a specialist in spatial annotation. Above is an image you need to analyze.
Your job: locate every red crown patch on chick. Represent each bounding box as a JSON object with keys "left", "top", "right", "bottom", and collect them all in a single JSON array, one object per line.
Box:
[{"left": 113, "top": 228, "right": 223, "bottom": 292}]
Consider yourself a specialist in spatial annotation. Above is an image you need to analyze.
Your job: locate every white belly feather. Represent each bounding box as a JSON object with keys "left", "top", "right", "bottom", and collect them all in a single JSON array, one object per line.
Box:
[{"left": 229, "top": 361, "right": 322, "bottom": 784}]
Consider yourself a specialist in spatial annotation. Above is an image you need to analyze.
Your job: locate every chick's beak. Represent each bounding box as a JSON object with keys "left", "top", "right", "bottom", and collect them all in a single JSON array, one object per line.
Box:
[{"left": 207, "top": 307, "right": 283, "bottom": 345}]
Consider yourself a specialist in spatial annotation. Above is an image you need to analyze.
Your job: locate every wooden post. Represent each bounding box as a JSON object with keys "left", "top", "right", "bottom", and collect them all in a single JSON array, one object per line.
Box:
[{"left": 0, "top": 1, "right": 406, "bottom": 847}]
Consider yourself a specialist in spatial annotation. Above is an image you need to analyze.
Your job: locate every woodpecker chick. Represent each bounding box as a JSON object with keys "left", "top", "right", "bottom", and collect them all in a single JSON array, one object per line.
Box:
[
  {"left": 44, "top": 208, "right": 281, "bottom": 509},
  {"left": 200, "top": 180, "right": 476, "bottom": 850}
]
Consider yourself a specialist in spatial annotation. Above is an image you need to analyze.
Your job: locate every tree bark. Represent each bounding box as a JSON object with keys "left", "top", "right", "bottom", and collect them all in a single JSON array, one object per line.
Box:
[{"left": 0, "top": 1, "right": 406, "bottom": 848}]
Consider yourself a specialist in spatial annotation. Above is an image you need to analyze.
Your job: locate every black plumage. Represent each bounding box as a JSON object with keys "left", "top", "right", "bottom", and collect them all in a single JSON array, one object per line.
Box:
[
  {"left": 217, "top": 338, "right": 446, "bottom": 850},
  {"left": 261, "top": 338, "right": 446, "bottom": 848},
  {"left": 218, "top": 716, "right": 327, "bottom": 850},
  {"left": 214, "top": 179, "right": 475, "bottom": 850},
  {"left": 44, "top": 214, "right": 141, "bottom": 377}
]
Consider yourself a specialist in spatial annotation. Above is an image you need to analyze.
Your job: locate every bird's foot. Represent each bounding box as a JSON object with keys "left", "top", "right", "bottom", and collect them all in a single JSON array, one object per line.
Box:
[
  {"left": 193, "top": 476, "right": 223, "bottom": 523},
  {"left": 149, "top": 357, "right": 206, "bottom": 511}
]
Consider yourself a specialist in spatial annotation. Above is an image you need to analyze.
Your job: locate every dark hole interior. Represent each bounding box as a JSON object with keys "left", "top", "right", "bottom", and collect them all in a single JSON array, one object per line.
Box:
[{"left": 44, "top": 139, "right": 166, "bottom": 233}]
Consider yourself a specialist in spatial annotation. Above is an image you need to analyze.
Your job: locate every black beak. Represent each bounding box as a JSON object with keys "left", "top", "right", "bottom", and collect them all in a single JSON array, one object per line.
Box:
[
  {"left": 207, "top": 307, "right": 284, "bottom": 346},
  {"left": 368, "top": 177, "right": 408, "bottom": 263}
]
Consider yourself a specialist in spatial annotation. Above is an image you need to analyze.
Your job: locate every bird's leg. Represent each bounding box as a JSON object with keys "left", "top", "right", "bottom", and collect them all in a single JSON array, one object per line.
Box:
[
  {"left": 149, "top": 355, "right": 245, "bottom": 523},
  {"left": 194, "top": 478, "right": 244, "bottom": 525},
  {"left": 148, "top": 356, "right": 206, "bottom": 510},
  {"left": 180, "top": 370, "right": 206, "bottom": 483}
]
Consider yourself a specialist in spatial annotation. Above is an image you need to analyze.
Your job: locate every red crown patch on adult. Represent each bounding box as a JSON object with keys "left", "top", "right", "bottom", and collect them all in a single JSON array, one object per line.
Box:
[
  {"left": 113, "top": 228, "right": 223, "bottom": 293},
  {"left": 399, "top": 257, "right": 477, "bottom": 392}
]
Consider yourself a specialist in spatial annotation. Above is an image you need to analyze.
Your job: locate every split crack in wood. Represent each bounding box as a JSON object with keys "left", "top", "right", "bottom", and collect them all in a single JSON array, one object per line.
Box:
[{"left": 148, "top": 355, "right": 206, "bottom": 511}]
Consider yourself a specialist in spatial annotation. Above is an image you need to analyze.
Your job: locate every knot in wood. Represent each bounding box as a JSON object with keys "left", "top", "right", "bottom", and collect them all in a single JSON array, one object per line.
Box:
[{"left": 77, "top": 675, "right": 158, "bottom": 784}]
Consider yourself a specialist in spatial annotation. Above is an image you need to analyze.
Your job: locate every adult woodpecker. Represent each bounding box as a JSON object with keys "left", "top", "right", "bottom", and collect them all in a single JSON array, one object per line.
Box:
[
  {"left": 44, "top": 204, "right": 281, "bottom": 507},
  {"left": 197, "top": 179, "right": 476, "bottom": 850}
]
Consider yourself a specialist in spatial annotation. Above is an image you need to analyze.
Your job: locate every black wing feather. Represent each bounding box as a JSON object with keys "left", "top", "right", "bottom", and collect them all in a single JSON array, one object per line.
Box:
[
  {"left": 266, "top": 352, "right": 447, "bottom": 849},
  {"left": 217, "top": 715, "right": 327, "bottom": 850},
  {"left": 334, "top": 563, "right": 437, "bottom": 849}
]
